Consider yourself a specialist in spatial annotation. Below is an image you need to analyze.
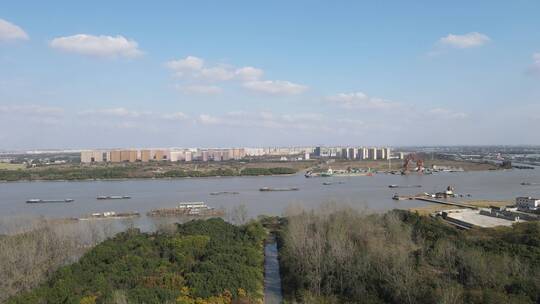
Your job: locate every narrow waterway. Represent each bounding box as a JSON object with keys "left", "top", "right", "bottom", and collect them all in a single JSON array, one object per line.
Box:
[{"left": 264, "top": 237, "right": 283, "bottom": 304}]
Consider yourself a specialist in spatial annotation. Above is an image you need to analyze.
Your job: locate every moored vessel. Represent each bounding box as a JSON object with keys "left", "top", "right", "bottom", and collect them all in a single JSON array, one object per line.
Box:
[
  {"left": 96, "top": 195, "right": 131, "bottom": 200},
  {"left": 26, "top": 199, "right": 74, "bottom": 204}
]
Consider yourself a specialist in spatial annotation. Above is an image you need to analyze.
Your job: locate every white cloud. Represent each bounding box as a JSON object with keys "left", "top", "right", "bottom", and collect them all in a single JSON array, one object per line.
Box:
[
  {"left": 198, "top": 114, "right": 222, "bottom": 125},
  {"left": 177, "top": 84, "right": 222, "bottom": 94},
  {"left": 49, "top": 34, "right": 143, "bottom": 58},
  {"left": 428, "top": 108, "right": 468, "bottom": 119},
  {"left": 0, "top": 19, "right": 29, "bottom": 42},
  {"left": 243, "top": 80, "right": 308, "bottom": 95},
  {"left": 198, "top": 111, "right": 332, "bottom": 132},
  {"left": 529, "top": 52, "right": 540, "bottom": 74},
  {"left": 199, "top": 66, "right": 235, "bottom": 81},
  {"left": 161, "top": 112, "right": 189, "bottom": 121},
  {"left": 439, "top": 32, "right": 490, "bottom": 49},
  {"left": 235, "top": 66, "right": 264, "bottom": 81},
  {"left": 166, "top": 56, "right": 204, "bottom": 73},
  {"left": 166, "top": 55, "right": 305, "bottom": 95},
  {"left": 79, "top": 107, "right": 145, "bottom": 118},
  {"left": 327, "top": 92, "right": 400, "bottom": 110},
  {"left": 0, "top": 104, "right": 63, "bottom": 116}
]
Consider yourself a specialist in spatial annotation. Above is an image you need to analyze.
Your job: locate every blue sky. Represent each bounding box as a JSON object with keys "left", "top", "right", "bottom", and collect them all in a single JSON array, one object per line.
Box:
[{"left": 1, "top": 1, "right": 539, "bottom": 149}]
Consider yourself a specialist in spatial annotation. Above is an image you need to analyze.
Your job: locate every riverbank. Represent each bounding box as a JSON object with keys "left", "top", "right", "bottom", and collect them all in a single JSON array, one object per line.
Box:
[
  {"left": 0, "top": 162, "right": 302, "bottom": 182},
  {"left": 408, "top": 200, "right": 511, "bottom": 215},
  {"left": 315, "top": 159, "right": 500, "bottom": 172},
  {"left": 0, "top": 158, "right": 503, "bottom": 181}
]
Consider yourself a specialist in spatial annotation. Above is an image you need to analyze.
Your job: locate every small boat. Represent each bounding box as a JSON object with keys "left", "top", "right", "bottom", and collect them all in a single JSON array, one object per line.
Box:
[
  {"left": 96, "top": 195, "right": 131, "bottom": 200},
  {"left": 388, "top": 185, "right": 399, "bottom": 188},
  {"left": 322, "top": 182, "right": 333, "bottom": 185},
  {"left": 26, "top": 199, "right": 74, "bottom": 204},
  {"left": 259, "top": 187, "right": 299, "bottom": 192}
]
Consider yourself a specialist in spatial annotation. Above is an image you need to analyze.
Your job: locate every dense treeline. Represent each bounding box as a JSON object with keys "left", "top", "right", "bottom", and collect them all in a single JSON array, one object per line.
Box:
[
  {"left": 240, "top": 167, "right": 296, "bottom": 176},
  {"left": 279, "top": 205, "right": 540, "bottom": 304},
  {"left": 0, "top": 218, "right": 117, "bottom": 303},
  {"left": 7, "top": 218, "right": 266, "bottom": 304},
  {"left": 0, "top": 166, "right": 297, "bottom": 181},
  {"left": 0, "top": 166, "right": 136, "bottom": 181}
]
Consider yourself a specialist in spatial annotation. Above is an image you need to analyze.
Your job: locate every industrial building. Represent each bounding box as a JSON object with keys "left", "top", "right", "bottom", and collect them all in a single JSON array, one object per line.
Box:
[{"left": 516, "top": 197, "right": 540, "bottom": 211}]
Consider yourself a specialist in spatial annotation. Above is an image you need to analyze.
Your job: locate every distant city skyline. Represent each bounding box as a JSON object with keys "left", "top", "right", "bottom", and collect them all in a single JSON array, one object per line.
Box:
[{"left": 1, "top": 1, "right": 540, "bottom": 149}]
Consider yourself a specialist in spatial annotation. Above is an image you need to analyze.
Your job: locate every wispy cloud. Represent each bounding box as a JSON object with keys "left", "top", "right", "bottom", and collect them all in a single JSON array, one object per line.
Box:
[
  {"left": 198, "top": 111, "right": 347, "bottom": 132},
  {"left": 0, "top": 104, "right": 64, "bottom": 116},
  {"left": 176, "top": 84, "right": 223, "bottom": 95},
  {"left": 0, "top": 18, "right": 29, "bottom": 42},
  {"left": 78, "top": 107, "right": 147, "bottom": 118},
  {"left": 50, "top": 34, "right": 143, "bottom": 58},
  {"left": 243, "top": 80, "right": 307, "bottom": 95},
  {"left": 326, "top": 92, "right": 400, "bottom": 110},
  {"left": 166, "top": 55, "right": 307, "bottom": 95},
  {"left": 527, "top": 52, "right": 540, "bottom": 75},
  {"left": 428, "top": 108, "right": 468, "bottom": 119},
  {"left": 438, "top": 32, "right": 490, "bottom": 49},
  {"left": 161, "top": 112, "right": 189, "bottom": 121}
]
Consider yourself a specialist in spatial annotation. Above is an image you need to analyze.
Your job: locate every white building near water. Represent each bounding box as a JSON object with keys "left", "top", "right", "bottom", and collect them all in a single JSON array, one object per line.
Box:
[{"left": 516, "top": 197, "right": 540, "bottom": 211}]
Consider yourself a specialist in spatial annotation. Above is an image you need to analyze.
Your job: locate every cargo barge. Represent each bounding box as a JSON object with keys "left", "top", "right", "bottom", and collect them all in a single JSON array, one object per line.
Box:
[
  {"left": 147, "top": 202, "right": 224, "bottom": 217},
  {"left": 26, "top": 199, "right": 74, "bottom": 204},
  {"left": 210, "top": 191, "right": 239, "bottom": 195},
  {"left": 77, "top": 211, "right": 140, "bottom": 220},
  {"left": 96, "top": 195, "right": 131, "bottom": 200},
  {"left": 259, "top": 187, "right": 299, "bottom": 192}
]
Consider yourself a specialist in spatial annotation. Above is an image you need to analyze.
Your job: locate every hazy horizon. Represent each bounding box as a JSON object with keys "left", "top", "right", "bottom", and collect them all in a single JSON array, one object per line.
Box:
[{"left": 1, "top": 1, "right": 540, "bottom": 149}]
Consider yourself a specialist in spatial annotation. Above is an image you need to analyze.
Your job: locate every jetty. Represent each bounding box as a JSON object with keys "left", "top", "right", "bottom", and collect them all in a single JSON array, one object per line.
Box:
[{"left": 415, "top": 197, "right": 478, "bottom": 209}]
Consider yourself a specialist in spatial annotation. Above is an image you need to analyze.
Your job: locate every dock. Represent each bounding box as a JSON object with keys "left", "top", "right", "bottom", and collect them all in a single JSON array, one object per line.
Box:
[{"left": 415, "top": 197, "right": 478, "bottom": 209}]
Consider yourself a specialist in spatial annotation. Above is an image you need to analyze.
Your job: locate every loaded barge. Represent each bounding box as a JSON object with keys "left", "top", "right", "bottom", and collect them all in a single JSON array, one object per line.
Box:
[
  {"left": 77, "top": 211, "right": 140, "bottom": 220},
  {"left": 26, "top": 199, "right": 74, "bottom": 204},
  {"left": 97, "top": 195, "right": 131, "bottom": 200},
  {"left": 147, "top": 202, "right": 224, "bottom": 217},
  {"left": 259, "top": 187, "right": 299, "bottom": 192}
]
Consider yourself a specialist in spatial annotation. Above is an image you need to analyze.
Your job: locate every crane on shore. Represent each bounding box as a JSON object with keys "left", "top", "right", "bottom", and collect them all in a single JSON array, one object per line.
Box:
[{"left": 402, "top": 153, "right": 424, "bottom": 174}]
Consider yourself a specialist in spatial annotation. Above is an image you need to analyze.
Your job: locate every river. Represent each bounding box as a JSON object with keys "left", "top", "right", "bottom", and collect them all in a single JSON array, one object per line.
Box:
[
  {"left": 1, "top": 169, "right": 539, "bottom": 231},
  {"left": 264, "top": 237, "right": 283, "bottom": 304}
]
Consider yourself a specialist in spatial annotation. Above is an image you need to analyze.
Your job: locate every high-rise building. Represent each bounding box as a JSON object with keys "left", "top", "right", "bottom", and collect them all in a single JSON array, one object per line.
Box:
[
  {"left": 348, "top": 148, "right": 357, "bottom": 160},
  {"left": 384, "top": 148, "right": 391, "bottom": 160},
  {"left": 141, "top": 150, "right": 151, "bottom": 162},
  {"left": 80, "top": 151, "right": 104, "bottom": 163},
  {"left": 201, "top": 151, "right": 209, "bottom": 162},
  {"left": 153, "top": 150, "right": 169, "bottom": 161},
  {"left": 369, "top": 147, "right": 378, "bottom": 160},
  {"left": 376, "top": 148, "right": 385, "bottom": 160},
  {"left": 185, "top": 151, "right": 192, "bottom": 162},
  {"left": 170, "top": 150, "right": 185, "bottom": 162},
  {"left": 110, "top": 150, "right": 122, "bottom": 163}
]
